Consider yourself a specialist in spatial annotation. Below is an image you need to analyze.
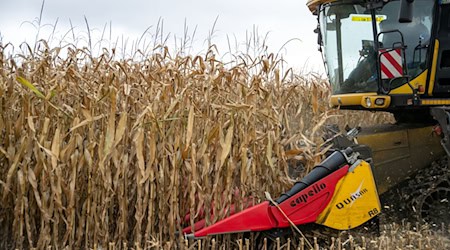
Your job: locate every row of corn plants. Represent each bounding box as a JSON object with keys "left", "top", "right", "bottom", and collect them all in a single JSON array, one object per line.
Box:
[{"left": 0, "top": 40, "right": 396, "bottom": 249}]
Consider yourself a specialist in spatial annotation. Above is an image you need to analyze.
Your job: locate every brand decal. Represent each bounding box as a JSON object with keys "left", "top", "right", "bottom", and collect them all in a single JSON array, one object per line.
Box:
[
  {"left": 336, "top": 188, "right": 369, "bottom": 209},
  {"left": 290, "top": 183, "right": 326, "bottom": 207}
]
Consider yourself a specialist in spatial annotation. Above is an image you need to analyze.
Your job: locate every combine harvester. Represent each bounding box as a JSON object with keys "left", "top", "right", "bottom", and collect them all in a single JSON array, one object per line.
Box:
[{"left": 184, "top": 0, "right": 450, "bottom": 239}]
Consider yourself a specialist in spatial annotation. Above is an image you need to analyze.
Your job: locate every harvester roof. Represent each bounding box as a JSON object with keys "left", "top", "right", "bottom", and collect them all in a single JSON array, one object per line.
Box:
[{"left": 306, "top": 0, "right": 336, "bottom": 14}]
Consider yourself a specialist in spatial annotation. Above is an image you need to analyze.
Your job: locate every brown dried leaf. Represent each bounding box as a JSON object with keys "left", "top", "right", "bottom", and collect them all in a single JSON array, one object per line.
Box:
[
  {"left": 69, "top": 114, "right": 106, "bottom": 133},
  {"left": 51, "top": 128, "right": 61, "bottom": 168},
  {"left": 311, "top": 84, "right": 318, "bottom": 114},
  {"left": 266, "top": 131, "right": 275, "bottom": 170},
  {"left": 27, "top": 115, "right": 36, "bottom": 133},
  {"left": 114, "top": 112, "right": 128, "bottom": 147},
  {"left": 134, "top": 128, "right": 146, "bottom": 184},
  {"left": 219, "top": 123, "right": 234, "bottom": 169},
  {"left": 186, "top": 105, "right": 194, "bottom": 146},
  {"left": 27, "top": 166, "right": 43, "bottom": 209},
  {"left": 3, "top": 136, "right": 27, "bottom": 201},
  {"left": 103, "top": 90, "right": 117, "bottom": 157}
]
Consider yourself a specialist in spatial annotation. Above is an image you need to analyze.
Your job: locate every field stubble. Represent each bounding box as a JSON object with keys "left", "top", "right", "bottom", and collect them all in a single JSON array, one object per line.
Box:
[{"left": 1, "top": 41, "right": 448, "bottom": 249}]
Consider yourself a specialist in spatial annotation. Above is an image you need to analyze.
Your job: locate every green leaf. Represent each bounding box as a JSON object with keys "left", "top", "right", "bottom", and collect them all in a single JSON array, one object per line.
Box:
[{"left": 16, "top": 76, "right": 45, "bottom": 99}]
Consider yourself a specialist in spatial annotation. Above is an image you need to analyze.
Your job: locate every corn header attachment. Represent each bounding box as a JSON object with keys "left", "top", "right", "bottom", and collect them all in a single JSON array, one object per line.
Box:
[{"left": 183, "top": 148, "right": 381, "bottom": 239}]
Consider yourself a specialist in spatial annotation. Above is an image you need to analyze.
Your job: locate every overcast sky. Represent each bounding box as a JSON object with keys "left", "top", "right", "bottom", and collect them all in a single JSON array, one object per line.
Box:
[{"left": 0, "top": 0, "right": 324, "bottom": 73}]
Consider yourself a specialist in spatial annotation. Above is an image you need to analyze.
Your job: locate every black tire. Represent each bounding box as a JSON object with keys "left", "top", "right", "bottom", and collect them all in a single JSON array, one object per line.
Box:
[{"left": 380, "top": 157, "right": 450, "bottom": 227}]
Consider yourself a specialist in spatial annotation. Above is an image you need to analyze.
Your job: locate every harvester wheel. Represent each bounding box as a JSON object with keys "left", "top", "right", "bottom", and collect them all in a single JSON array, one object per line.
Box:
[
  {"left": 417, "top": 187, "right": 450, "bottom": 227},
  {"left": 381, "top": 156, "right": 450, "bottom": 227}
]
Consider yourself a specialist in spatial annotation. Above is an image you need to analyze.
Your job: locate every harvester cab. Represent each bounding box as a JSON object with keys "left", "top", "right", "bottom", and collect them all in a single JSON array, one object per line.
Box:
[{"left": 310, "top": 0, "right": 450, "bottom": 117}]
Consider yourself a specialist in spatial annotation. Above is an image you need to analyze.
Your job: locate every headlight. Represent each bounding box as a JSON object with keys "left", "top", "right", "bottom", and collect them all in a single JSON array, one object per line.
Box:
[{"left": 365, "top": 97, "right": 372, "bottom": 108}]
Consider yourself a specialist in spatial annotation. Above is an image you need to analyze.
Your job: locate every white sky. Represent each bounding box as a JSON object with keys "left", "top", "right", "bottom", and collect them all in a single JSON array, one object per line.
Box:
[{"left": 0, "top": 0, "right": 324, "bottom": 73}]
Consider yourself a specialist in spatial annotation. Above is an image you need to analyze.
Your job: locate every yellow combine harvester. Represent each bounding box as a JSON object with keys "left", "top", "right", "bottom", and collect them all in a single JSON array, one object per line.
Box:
[
  {"left": 306, "top": 0, "right": 450, "bottom": 217},
  {"left": 184, "top": 0, "right": 450, "bottom": 239}
]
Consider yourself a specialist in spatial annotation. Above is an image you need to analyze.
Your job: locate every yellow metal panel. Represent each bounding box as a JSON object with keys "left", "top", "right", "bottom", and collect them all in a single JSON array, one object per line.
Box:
[
  {"left": 331, "top": 93, "right": 390, "bottom": 108},
  {"left": 389, "top": 70, "right": 428, "bottom": 94},
  {"left": 421, "top": 99, "right": 450, "bottom": 105},
  {"left": 428, "top": 39, "right": 440, "bottom": 96},
  {"left": 330, "top": 93, "right": 377, "bottom": 106},
  {"left": 356, "top": 125, "right": 444, "bottom": 194},
  {"left": 316, "top": 160, "right": 381, "bottom": 230}
]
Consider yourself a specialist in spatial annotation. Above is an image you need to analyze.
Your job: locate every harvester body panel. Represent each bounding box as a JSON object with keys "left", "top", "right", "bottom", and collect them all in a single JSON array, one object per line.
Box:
[{"left": 317, "top": 160, "right": 381, "bottom": 230}]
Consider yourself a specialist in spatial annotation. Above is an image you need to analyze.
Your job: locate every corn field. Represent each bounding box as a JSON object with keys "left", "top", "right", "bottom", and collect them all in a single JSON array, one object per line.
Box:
[{"left": 2, "top": 40, "right": 447, "bottom": 250}]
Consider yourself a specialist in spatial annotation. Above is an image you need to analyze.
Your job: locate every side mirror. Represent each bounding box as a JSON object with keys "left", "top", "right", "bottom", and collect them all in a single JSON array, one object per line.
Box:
[{"left": 399, "top": 0, "right": 414, "bottom": 23}]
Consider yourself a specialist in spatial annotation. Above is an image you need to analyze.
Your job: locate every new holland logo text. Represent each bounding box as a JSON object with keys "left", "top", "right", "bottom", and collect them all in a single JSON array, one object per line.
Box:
[
  {"left": 336, "top": 188, "right": 368, "bottom": 209},
  {"left": 290, "top": 183, "right": 326, "bottom": 207}
]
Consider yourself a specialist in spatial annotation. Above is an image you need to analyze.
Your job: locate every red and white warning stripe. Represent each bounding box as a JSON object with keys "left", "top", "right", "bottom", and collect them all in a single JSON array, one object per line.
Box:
[{"left": 379, "top": 48, "right": 403, "bottom": 79}]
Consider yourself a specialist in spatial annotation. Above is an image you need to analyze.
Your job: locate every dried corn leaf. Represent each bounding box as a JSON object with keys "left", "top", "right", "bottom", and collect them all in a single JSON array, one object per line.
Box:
[
  {"left": 134, "top": 128, "right": 147, "bottom": 184},
  {"left": 219, "top": 123, "right": 234, "bottom": 169},
  {"left": 266, "top": 131, "right": 275, "bottom": 170},
  {"left": 27, "top": 115, "right": 36, "bottom": 133},
  {"left": 186, "top": 105, "right": 194, "bottom": 146},
  {"left": 114, "top": 112, "right": 128, "bottom": 147},
  {"left": 51, "top": 128, "right": 61, "bottom": 168},
  {"left": 103, "top": 90, "right": 117, "bottom": 157},
  {"left": 69, "top": 114, "right": 106, "bottom": 132}
]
